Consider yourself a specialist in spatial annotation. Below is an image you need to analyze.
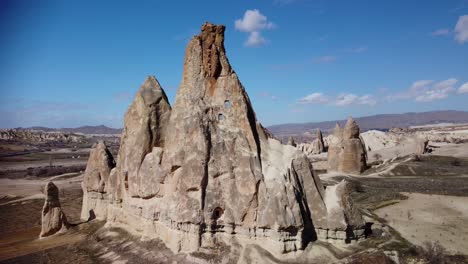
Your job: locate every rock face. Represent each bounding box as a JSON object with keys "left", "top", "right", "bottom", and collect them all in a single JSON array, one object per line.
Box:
[
  {"left": 40, "top": 182, "right": 69, "bottom": 238},
  {"left": 83, "top": 23, "right": 365, "bottom": 254},
  {"left": 327, "top": 118, "right": 367, "bottom": 173},
  {"left": 81, "top": 141, "right": 116, "bottom": 220},
  {"left": 415, "top": 138, "right": 429, "bottom": 155},
  {"left": 287, "top": 136, "right": 297, "bottom": 147},
  {"left": 314, "top": 128, "right": 325, "bottom": 154},
  {"left": 297, "top": 129, "right": 325, "bottom": 155}
]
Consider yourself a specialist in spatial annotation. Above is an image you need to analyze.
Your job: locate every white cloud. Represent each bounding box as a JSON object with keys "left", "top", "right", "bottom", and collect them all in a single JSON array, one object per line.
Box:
[
  {"left": 430, "top": 28, "right": 450, "bottom": 36},
  {"left": 458, "top": 82, "right": 468, "bottom": 94},
  {"left": 235, "top": 9, "right": 275, "bottom": 47},
  {"left": 245, "top": 31, "right": 267, "bottom": 47},
  {"left": 387, "top": 78, "right": 457, "bottom": 102},
  {"left": 455, "top": 15, "right": 468, "bottom": 43},
  {"left": 297, "top": 92, "right": 328, "bottom": 104},
  {"left": 297, "top": 92, "right": 376, "bottom": 106},
  {"left": 334, "top": 93, "right": 376, "bottom": 106},
  {"left": 314, "top": 55, "right": 336, "bottom": 63},
  {"left": 235, "top": 9, "right": 275, "bottom": 32}
]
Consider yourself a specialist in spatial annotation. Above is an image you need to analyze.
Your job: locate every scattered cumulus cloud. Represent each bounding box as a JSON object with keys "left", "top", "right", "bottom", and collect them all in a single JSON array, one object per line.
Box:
[
  {"left": 297, "top": 92, "right": 376, "bottom": 106},
  {"left": 387, "top": 78, "right": 458, "bottom": 102},
  {"left": 245, "top": 31, "right": 267, "bottom": 47},
  {"left": 455, "top": 15, "right": 468, "bottom": 43},
  {"left": 235, "top": 9, "right": 275, "bottom": 47},
  {"left": 430, "top": 28, "right": 450, "bottom": 36},
  {"left": 314, "top": 55, "right": 336, "bottom": 63},
  {"left": 297, "top": 92, "right": 328, "bottom": 104},
  {"left": 335, "top": 94, "right": 377, "bottom": 106},
  {"left": 458, "top": 82, "right": 468, "bottom": 94}
]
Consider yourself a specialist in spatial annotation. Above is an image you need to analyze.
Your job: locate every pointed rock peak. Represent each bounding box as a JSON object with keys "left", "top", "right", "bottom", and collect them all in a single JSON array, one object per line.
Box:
[
  {"left": 345, "top": 116, "right": 356, "bottom": 127},
  {"left": 344, "top": 116, "right": 360, "bottom": 139},
  {"left": 316, "top": 128, "right": 323, "bottom": 136},
  {"left": 287, "top": 136, "right": 296, "bottom": 147},
  {"left": 193, "top": 22, "right": 230, "bottom": 80},
  {"left": 333, "top": 122, "right": 342, "bottom": 137},
  {"left": 200, "top": 22, "right": 226, "bottom": 52},
  {"left": 45, "top": 181, "right": 59, "bottom": 201},
  {"left": 137, "top": 75, "right": 170, "bottom": 107}
]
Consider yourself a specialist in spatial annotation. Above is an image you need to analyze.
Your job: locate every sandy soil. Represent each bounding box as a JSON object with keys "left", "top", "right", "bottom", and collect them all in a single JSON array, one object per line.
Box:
[
  {"left": 375, "top": 192, "right": 468, "bottom": 254},
  {"left": 431, "top": 142, "right": 468, "bottom": 158}
]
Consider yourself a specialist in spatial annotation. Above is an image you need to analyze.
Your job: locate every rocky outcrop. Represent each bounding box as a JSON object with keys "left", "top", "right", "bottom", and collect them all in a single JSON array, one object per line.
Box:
[
  {"left": 81, "top": 141, "right": 116, "bottom": 220},
  {"left": 314, "top": 128, "right": 325, "bottom": 153},
  {"left": 83, "top": 23, "right": 365, "bottom": 255},
  {"left": 327, "top": 118, "right": 367, "bottom": 173},
  {"left": 40, "top": 182, "right": 69, "bottom": 238},
  {"left": 297, "top": 129, "right": 326, "bottom": 155},
  {"left": 415, "top": 138, "right": 429, "bottom": 155},
  {"left": 321, "top": 180, "right": 365, "bottom": 240},
  {"left": 287, "top": 136, "right": 297, "bottom": 147},
  {"left": 0, "top": 129, "right": 85, "bottom": 144}
]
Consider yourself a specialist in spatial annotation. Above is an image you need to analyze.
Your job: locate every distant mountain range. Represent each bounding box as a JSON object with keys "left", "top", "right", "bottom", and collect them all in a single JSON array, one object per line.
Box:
[
  {"left": 18, "top": 125, "right": 123, "bottom": 135},
  {"left": 10, "top": 110, "right": 468, "bottom": 137},
  {"left": 267, "top": 110, "right": 468, "bottom": 137}
]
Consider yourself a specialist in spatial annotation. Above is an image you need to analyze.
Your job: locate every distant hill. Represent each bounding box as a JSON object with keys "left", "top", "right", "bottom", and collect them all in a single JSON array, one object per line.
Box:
[
  {"left": 267, "top": 110, "right": 468, "bottom": 137},
  {"left": 20, "top": 125, "right": 123, "bottom": 135}
]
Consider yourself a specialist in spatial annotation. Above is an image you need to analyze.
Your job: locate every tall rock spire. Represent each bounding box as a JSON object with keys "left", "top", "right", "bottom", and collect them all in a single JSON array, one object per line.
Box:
[{"left": 84, "top": 23, "right": 366, "bottom": 255}]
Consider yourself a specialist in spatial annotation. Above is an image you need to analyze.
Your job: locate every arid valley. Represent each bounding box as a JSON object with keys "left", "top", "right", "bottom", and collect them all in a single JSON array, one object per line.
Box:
[{"left": 2, "top": 1, "right": 468, "bottom": 263}]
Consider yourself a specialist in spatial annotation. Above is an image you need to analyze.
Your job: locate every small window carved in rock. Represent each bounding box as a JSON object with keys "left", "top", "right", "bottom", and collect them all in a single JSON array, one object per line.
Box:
[
  {"left": 218, "top": 113, "right": 225, "bottom": 121},
  {"left": 213, "top": 207, "right": 224, "bottom": 220},
  {"left": 124, "top": 172, "right": 129, "bottom": 191},
  {"left": 224, "top": 100, "right": 231, "bottom": 109}
]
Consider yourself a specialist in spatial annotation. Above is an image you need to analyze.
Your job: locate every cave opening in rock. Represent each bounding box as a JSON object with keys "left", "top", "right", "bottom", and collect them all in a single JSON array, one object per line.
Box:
[{"left": 212, "top": 207, "right": 224, "bottom": 220}]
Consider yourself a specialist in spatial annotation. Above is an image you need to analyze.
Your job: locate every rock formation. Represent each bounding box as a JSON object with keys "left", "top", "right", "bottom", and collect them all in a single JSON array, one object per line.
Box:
[
  {"left": 40, "top": 182, "right": 69, "bottom": 238},
  {"left": 82, "top": 23, "right": 365, "bottom": 254},
  {"left": 0, "top": 129, "right": 85, "bottom": 144},
  {"left": 287, "top": 136, "right": 297, "bottom": 147},
  {"left": 314, "top": 128, "right": 325, "bottom": 153},
  {"left": 297, "top": 129, "right": 325, "bottom": 155},
  {"left": 415, "top": 138, "right": 429, "bottom": 155},
  {"left": 81, "top": 141, "right": 116, "bottom": 220},
  {"left": 327, "top": 118, "right": 367, "bottom": 173}
]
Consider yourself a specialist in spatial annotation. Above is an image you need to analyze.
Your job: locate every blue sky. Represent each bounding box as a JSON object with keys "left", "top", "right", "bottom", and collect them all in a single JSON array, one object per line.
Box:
[{"left": 1, "top": 0, "right": 468, "bottom": 128}]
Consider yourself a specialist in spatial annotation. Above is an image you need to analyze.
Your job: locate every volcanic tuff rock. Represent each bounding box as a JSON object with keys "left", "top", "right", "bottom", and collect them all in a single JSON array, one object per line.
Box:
[
  {"left": 297, "top": 129, "right": 326, "bottom": 156},
  {"left": 40, "top": 182, "right": 69, "bottom": 238},
  {"left": 81, "top": 141, "right": 116, "bottom": 220},
  {"left": 415, "top": 138, "right": 429, "bottom": 155},
  {"left": 328, "top": 118, "right": 367, "bottom": 173},
  {"left": 82, "top": 22, "right": 365, "bottom": 254},
  {"left": 287, "top": 136, "right": 297, "bottom": 147}
]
